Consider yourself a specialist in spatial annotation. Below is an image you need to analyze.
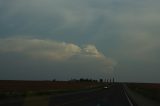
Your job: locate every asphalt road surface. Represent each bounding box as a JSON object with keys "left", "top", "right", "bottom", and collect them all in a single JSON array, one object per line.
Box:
[
  {"left": 0, "top": 84, "right": 134, "bottom": 106},
  {"left": 49, "top": 84, "right": 133, "bottom": 106}
]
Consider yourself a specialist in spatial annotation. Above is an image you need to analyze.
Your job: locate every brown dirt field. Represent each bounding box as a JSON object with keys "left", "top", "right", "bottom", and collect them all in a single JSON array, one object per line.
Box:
[
  {"left": 142, "top": 83, "right": 160, "bottom": 89},
  {"left": 0, "top": 80, "right": 101, "bottom": 92}
]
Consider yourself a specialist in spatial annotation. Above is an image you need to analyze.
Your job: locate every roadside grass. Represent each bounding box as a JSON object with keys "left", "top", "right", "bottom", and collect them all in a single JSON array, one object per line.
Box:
[
  {"left": 127, "top": 83, "right": 160, "bottom": 102},
  {"left": 0, "top": 84, "right": 105, "bottom": 100}
]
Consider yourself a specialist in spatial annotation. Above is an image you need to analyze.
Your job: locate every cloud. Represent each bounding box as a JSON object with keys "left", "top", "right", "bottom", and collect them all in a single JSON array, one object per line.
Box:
[
  {"left": 115, "top": 31, "right": 160, "bottom": 62},
  {"left": 1, "top": 0, "right": 160, "bottom": 82},
  {"left": 0, "top": 37, "right": 116, "bottom": 71},
  {"left": 0, "top": 38, "right": 80, "bottom": 60}
]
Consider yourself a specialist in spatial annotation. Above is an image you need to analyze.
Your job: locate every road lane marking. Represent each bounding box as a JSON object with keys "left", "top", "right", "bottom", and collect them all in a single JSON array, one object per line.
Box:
[
  {"left": 124, "top": 91, "right": 133, "bottom": 106},
  {"left": 123, "top": 85, "right": 134, "bottom": 106}
]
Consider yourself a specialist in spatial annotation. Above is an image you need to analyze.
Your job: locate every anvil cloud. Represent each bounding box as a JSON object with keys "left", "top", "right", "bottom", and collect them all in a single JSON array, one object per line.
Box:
[
  {"left": 0, "top": 38, "right": 115, "bottom": 80},
  {"left": 0, "top": 0, "right": 160, "bottom": 82}
]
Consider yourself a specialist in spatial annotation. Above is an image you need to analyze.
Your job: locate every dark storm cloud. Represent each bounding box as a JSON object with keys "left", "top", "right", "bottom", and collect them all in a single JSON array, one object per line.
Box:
[{"left": 0, "top": 0, "right": 160, "bottom": 82}]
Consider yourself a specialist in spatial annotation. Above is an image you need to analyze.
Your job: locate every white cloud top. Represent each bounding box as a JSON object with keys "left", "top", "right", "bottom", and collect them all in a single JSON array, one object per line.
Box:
[
  {"left": 0, "top": 38, "right": 115, "bottom": 72},
  {"left": 0, "top": 38, "right": 103, "bottom": 60}
]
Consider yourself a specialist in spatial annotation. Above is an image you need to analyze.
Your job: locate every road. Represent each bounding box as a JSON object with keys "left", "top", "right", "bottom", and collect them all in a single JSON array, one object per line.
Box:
[
  {"left": 49, "top": 84, "right": 133, "bottom": 106},
  {"left": 0, "top": 84, "right": 134, "bottom": 106}
]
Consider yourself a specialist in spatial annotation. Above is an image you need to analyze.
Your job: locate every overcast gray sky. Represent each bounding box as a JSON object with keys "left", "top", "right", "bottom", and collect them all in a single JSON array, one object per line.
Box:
[{"left": 0, "top": 0, "right": 160, "bottom": 82}]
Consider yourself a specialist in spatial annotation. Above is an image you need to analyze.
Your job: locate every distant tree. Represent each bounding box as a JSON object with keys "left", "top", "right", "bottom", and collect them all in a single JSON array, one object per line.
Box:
[
  {"left": 92, "top": 79, "right": 98, "bottom": 82},
  {"left": 80, "top": 78, "right": 84, "bottom": 82},
  {"left": 95, "top": 80, "right": 98, "bottom": 82},
  {"left": 109, "top": 79, "right": 112, "bottom": 84},
  {"left": 113, "top": 78, "right": 115, "bottom": 83},
  {"left": 99, "top": 79, "right": 103, "bottom": 83},
  {"left": 52, "top": 79, "right": 56, "bottom": 82},
  {"left": 69, "top": 78, "right": 79, "bottom": 82},
  {"left": 107, "top": 79, "right": 109, "bottom": 83}
]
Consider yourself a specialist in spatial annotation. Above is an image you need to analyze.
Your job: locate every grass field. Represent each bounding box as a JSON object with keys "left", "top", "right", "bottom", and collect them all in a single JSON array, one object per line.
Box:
[
  {"left": 127, "top": 83, "right": 160, "bottom": 102},
  {"left": 0, "top": 80, "right": 104, "bottom": 99}
]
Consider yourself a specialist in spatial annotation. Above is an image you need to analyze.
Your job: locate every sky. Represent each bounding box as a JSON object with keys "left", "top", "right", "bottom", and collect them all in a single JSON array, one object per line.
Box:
[{"left": 0, "top": 0, "right": 160, "bottom": 83}]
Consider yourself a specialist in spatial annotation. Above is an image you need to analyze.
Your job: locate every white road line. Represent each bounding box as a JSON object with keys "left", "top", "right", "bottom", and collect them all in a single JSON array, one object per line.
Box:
[
  {"left": 123, "top": 86, "right": 134, "bottom": 106},
  {"left": 124, "top": 91, "right": 134, "bottom": 106}
]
